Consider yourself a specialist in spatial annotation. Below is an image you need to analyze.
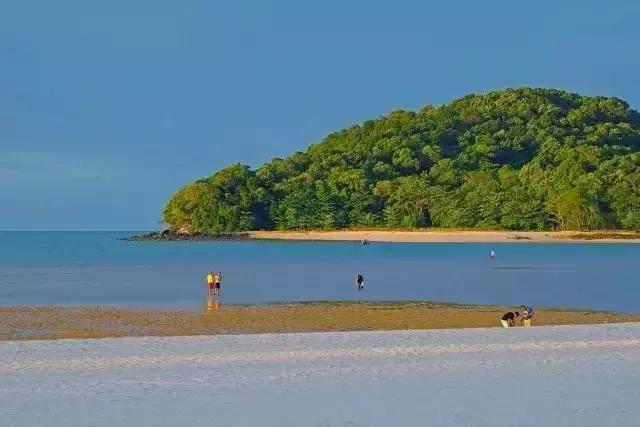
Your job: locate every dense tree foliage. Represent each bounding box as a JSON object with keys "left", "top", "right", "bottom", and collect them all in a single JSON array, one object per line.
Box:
[{"left": 163, "top": 88, "right": 640, "bottom": 232}]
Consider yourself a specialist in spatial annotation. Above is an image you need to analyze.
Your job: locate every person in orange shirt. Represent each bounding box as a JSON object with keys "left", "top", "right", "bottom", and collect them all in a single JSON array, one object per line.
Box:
[{"left": 205, "top": 271, "right": 215, "bottom": 296}]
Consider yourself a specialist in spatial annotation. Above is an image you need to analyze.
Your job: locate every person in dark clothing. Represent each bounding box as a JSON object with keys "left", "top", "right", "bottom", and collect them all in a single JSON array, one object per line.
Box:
[
  {"left": 355, "top": 273, "right": 364, "bottom": 290},
  {"left": 500, "top": 311, "right": 520, "bottom": 328}
]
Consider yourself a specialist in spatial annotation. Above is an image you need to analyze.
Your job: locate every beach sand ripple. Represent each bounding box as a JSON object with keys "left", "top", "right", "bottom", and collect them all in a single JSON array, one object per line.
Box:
[{"left": 1, "top": 323, "right": 640, "bottom": 426}]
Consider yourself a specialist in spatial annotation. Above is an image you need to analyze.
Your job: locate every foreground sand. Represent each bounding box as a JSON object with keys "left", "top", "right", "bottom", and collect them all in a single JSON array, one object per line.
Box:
[
  {"left": 2, "top": 302, "right": 639, "bottom": 340},
  {"left": 250, "top": 229, "right": 640, "bottom": 242},
  {"left": 2, "top": 323, "right": 640, "bottom": 426}
]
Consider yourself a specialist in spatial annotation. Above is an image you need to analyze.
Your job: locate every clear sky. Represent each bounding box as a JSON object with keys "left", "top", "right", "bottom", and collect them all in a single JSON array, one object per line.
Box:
[{"left": 2, "top": 0, "right": 639, "bottom": 230}]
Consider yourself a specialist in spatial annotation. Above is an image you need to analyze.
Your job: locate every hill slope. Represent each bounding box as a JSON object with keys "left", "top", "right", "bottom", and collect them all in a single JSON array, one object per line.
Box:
[{"left": 163, "top": 88, "right": 640, "bottom": 232}]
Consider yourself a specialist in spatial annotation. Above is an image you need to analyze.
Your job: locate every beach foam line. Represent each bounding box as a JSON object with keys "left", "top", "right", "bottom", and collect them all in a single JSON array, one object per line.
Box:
[{"left": 2, "top": 338, "right": 639, "bottom": 374}]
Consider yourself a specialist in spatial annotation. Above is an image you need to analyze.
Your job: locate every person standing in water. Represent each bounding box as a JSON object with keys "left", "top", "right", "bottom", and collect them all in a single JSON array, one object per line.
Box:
[
  {"left": 355, "top": 273, "right": 364, "bottom": 290},
  {"left": 205, "top": 271, "right": 215, "bottom": 296},
  {"left": 214, "top": 271, "right": 222, "bottom": 296},
  {"left": 490, "top": 248, "right": 496, "bottom": 259}
]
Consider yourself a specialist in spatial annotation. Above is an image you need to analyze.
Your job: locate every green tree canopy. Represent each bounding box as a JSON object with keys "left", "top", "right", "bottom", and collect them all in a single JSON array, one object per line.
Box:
[{"left": 164, "top": 88, "right": 640, "bottom": 232}]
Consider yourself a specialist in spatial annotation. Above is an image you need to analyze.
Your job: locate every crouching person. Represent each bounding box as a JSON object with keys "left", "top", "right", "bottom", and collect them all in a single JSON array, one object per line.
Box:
[
  {"left": 500, "top": 311, "right": 519, "bottom": 328},
  {"left": 520, "top": 305, "right": 534, "bottom": 327}
]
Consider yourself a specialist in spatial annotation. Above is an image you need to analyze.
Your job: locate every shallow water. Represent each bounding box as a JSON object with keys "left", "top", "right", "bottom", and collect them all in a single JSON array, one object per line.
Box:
[{"left": 1, "top": 231, "right": 640, "bottom": 312}]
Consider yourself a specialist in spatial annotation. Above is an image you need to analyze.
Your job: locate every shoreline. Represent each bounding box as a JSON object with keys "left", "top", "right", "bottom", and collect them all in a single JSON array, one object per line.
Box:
[
  {"left": 122, "top": 229, "right": 640, "bottom": 243},
  {"left": 249, "top": 230, "right": 640, "bottom": 243},
  {"left": 2, "top": 301, "right": 638, "bottom": 341}
]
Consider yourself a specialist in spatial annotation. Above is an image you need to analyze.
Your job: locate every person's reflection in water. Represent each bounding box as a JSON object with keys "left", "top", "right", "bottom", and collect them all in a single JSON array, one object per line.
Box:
[{"left": 205, "top": 296, "right": 221, "bottom": 313}]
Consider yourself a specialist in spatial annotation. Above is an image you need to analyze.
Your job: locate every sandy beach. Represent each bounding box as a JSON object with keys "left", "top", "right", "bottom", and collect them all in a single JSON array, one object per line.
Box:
[
  {"left": 2, "top": 302, "right": 639, "bottom": 341},
  {"left": 2, "top": 323, "right": 640, "bottom": 426},
  {"left": 249, "top": 229, "right": 640, "bottom": 243}
]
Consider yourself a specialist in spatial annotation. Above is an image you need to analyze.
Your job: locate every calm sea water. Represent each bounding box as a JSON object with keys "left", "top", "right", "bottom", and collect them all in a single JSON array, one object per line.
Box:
[{"left": 1, "top": 231, "right": 639, "bottom": 312}]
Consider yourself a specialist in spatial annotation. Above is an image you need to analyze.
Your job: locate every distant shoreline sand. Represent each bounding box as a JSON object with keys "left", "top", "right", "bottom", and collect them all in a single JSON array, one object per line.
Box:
[
  {"left": 249, "top": 230, "right": 640, "bottom": 243},
  {"left": 2, "top": 302, "right": 639, "bottom": 341}
]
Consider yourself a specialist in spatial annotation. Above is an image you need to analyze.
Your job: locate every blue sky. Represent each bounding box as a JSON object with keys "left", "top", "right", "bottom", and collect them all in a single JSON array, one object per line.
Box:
[{"left": 2, "top": 0, "right": 639, "bottom": 230}]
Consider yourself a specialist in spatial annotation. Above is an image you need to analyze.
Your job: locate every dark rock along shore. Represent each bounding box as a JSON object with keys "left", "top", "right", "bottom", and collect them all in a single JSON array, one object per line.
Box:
[{"left": 123, "top": 230, "right": 250, "bottom": 241}]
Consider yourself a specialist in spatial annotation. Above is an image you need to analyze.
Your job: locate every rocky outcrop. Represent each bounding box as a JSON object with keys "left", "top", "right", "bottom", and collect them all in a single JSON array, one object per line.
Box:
[{"left": 122, "top": 230, "right": 250, "bottom": 241}]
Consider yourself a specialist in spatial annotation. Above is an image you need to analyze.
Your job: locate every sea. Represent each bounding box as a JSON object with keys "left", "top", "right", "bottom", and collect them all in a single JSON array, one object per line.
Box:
[{"left": 1, "top": 231, "right": 639, "bottom": 312}]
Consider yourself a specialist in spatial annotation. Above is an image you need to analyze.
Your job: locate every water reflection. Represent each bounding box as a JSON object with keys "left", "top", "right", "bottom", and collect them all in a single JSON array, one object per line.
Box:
[{"left": 205, "top": 297, "right": 221, "bottom": 313}]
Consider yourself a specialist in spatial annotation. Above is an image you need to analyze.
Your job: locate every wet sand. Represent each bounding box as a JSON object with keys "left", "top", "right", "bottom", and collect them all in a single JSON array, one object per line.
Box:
[
  {"left": 249, "top": 230, "right": 640, "bottom": 243},
  {"left": 1, "top": 302, "right": 638, "bottom": 340}
]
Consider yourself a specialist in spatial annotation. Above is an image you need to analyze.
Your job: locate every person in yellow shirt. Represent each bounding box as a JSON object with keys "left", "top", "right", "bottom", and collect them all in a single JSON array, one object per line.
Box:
[{"left": 205, "top": 271, "right": 215, "bottom": 296}]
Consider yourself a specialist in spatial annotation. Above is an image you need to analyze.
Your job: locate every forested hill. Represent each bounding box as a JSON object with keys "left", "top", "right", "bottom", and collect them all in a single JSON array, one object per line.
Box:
[{"left": 163, "top": 88, "right": 640, "bottom": 232}]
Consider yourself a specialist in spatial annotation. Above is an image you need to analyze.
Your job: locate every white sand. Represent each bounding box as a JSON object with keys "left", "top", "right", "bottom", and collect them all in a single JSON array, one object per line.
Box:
[
  {"left": 249, "top": 229, "right": 640, "bottom": 243},
  {"left": 2, "top": 323, "right": 640, "bottom": 426}
]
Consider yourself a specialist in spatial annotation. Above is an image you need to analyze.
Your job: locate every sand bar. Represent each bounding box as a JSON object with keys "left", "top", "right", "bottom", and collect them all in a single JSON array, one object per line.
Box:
[{"left": 2, "top": 302, "right": 639, "bottom": 341}]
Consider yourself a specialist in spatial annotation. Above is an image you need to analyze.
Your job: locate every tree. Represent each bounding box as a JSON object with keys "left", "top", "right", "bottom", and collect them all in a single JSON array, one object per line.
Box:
[
  {"left": 163, "top": 88, "right": 640, "bottom": 232},
  {"left": 546, "top": 189, "right": 603, "bottom": 230},
  {"left": 380, "top": 176, "right": 431, "bottom": 228}
]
